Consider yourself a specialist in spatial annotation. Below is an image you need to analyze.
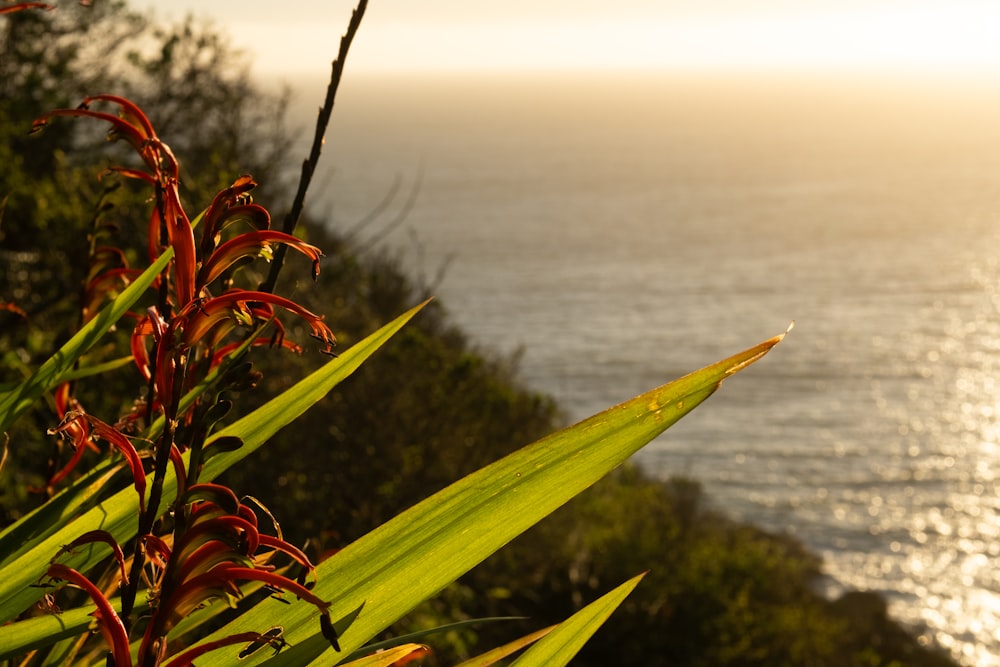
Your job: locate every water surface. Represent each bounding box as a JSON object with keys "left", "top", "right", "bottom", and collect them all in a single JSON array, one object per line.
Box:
[{"left": 283, "top": 71, "right": 1000, "bottom": 665}]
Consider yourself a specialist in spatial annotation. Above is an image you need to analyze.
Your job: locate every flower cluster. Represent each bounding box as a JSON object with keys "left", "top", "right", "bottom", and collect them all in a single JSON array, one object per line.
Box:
[
  {"left": 133, "top": 484, "right": 334, "bottom": 664},
  {"left": 31, "top": 95, "right": 339, "bottom": 665}
]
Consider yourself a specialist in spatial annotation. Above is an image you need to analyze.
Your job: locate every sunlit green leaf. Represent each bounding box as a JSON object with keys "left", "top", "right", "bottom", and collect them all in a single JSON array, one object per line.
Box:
[
  {"left": 56, "top": 355, "right": 134, "bottom": 383},
  {"left": 509, "top": 574, "right": 643, "bottom": 666},
  {"left": 338, "top": 644, "right": 430, "bottom": 667},
  {"left": 191, "top": 333, "right": 784, "bottom": 665},
  {"left": 454, "top": 625, "right": 555, "bottom": 667}
]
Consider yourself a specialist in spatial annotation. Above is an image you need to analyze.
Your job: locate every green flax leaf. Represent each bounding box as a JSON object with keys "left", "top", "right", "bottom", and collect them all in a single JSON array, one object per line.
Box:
[
  {"left": 509, "top": 573, "right": 644, "bottom": 666},
  {"left": 56, "top": 355, "right": 134, "bottom": 382},
  {"left": 198, "top": 299, "right": 429, "bottom": 479},
  {"left": 454, "top": 626, "right": 555, "bottom": 667},
  {"left": 0, "top": 250, "right": 171, "bottom": 436},
  {"left": 192, "top": 332, "right": 785, "bottom": 666}
]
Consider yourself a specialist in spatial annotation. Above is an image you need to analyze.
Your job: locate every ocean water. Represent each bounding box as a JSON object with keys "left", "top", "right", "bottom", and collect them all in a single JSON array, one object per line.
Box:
[{"left": 283, "top": 71, "right": 1000, "bottom": 665}]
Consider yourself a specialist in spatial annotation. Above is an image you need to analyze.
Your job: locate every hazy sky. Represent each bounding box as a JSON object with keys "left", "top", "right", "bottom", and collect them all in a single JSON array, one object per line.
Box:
[{"left": 127, "top": 1, "right": 1000, "bottom": 79}]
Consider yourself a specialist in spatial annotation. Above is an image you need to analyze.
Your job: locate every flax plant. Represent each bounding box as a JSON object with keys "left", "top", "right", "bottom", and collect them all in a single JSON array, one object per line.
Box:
[{"left": 0, "top": 2, "right": 784, "bottom": 665}]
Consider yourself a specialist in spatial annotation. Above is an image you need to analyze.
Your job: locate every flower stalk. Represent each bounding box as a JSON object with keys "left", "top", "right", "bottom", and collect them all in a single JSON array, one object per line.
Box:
[{"left": 29, "top": 91, "right": 340, "bottom": 661}]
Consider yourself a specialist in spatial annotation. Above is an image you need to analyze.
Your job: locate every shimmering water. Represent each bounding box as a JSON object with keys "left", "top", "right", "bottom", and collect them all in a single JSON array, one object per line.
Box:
[{"left": 291, "top": 72, "right": 1000, "bottom": 665}]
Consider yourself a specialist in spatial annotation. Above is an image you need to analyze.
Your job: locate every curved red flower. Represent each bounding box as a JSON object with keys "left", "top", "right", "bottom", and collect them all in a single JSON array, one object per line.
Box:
[
  {"left": 177, "top": 291, "right": 336, "bottom": 355},
  {"left": 44, "top": 564, "right": 131, "bottom": 667},
  {"left": 0, "top": 3, "right": 53, "bottom": 15},
  {"left": 197, "top": 230, "right": 323, "bottom": 288},
  {"left": 197, "top": 175, "right": 269, "bottom": 256},
  {"left": 47, "top": 412, "right": 147, "bottom": 513},
  {"left": 33, "top": 96, "right": 198, "bottom": 307}
]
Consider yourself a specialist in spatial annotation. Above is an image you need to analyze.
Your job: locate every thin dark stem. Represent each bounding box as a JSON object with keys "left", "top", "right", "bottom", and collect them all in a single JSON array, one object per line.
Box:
[
  {"left": 257, "top": 0, "right": 368, "bottom": 295},
  {"left": 122, "top": 349, "right": 185, "bottom": 635},
  {"left": 121, "top": 183, "right": 175, "bottom": 634}
]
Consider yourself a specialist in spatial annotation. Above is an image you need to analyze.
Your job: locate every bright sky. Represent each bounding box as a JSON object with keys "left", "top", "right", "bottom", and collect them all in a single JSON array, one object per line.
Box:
[{"left": 128, "top": 0, "right": 1000, "bottom": 79}]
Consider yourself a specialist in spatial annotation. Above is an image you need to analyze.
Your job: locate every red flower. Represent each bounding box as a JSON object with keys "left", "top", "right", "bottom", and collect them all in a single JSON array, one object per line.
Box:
[
  {"left": 197, "top": 230, "right": 323, "bottom": 289},
  {"left": 176, "top": 291, "right": 335, "bottom": 354},
  {"left": 197, "top": 175, "right": 269, "bottom": 259},
  {"left": 136, "top": 491, "right": 334, "bottom": 663},
  {"left": 33, "top": 96, "right": 198, "bottom": 307},
  {"left": 52, "top": 530, "right": 129, "bottom": 587},
  {"left": 0, "top": 302, "right": 27, "bottom": 318},
  {"left": 0, "top": 3, "right": 53, "bottom": 14},
  {"left": 43, "top": 564, "right": 131, "bottom": 667},
  {"left": 42, "top": 384, "right": 95, "bottom": 490},
  {"left": 33, "top": 95, "right": 176, "bottom": 181},
  {"left": 30, "top": 91, "right": 340, "bottom": 664},
  {"left": 47, "top": 411, "right": 147, "bottom": 513},
  {"left": 131, "top": 290, "right": 334, "bottom": 413}
]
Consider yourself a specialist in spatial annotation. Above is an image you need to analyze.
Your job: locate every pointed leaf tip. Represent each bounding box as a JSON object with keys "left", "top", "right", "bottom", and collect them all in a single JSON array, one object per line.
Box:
[
  {"left": 509, "top": 573, "right": 645, "bottom": 667},
  {"left": 723, "top": 328, "right": 787, "bottom": 378}
]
